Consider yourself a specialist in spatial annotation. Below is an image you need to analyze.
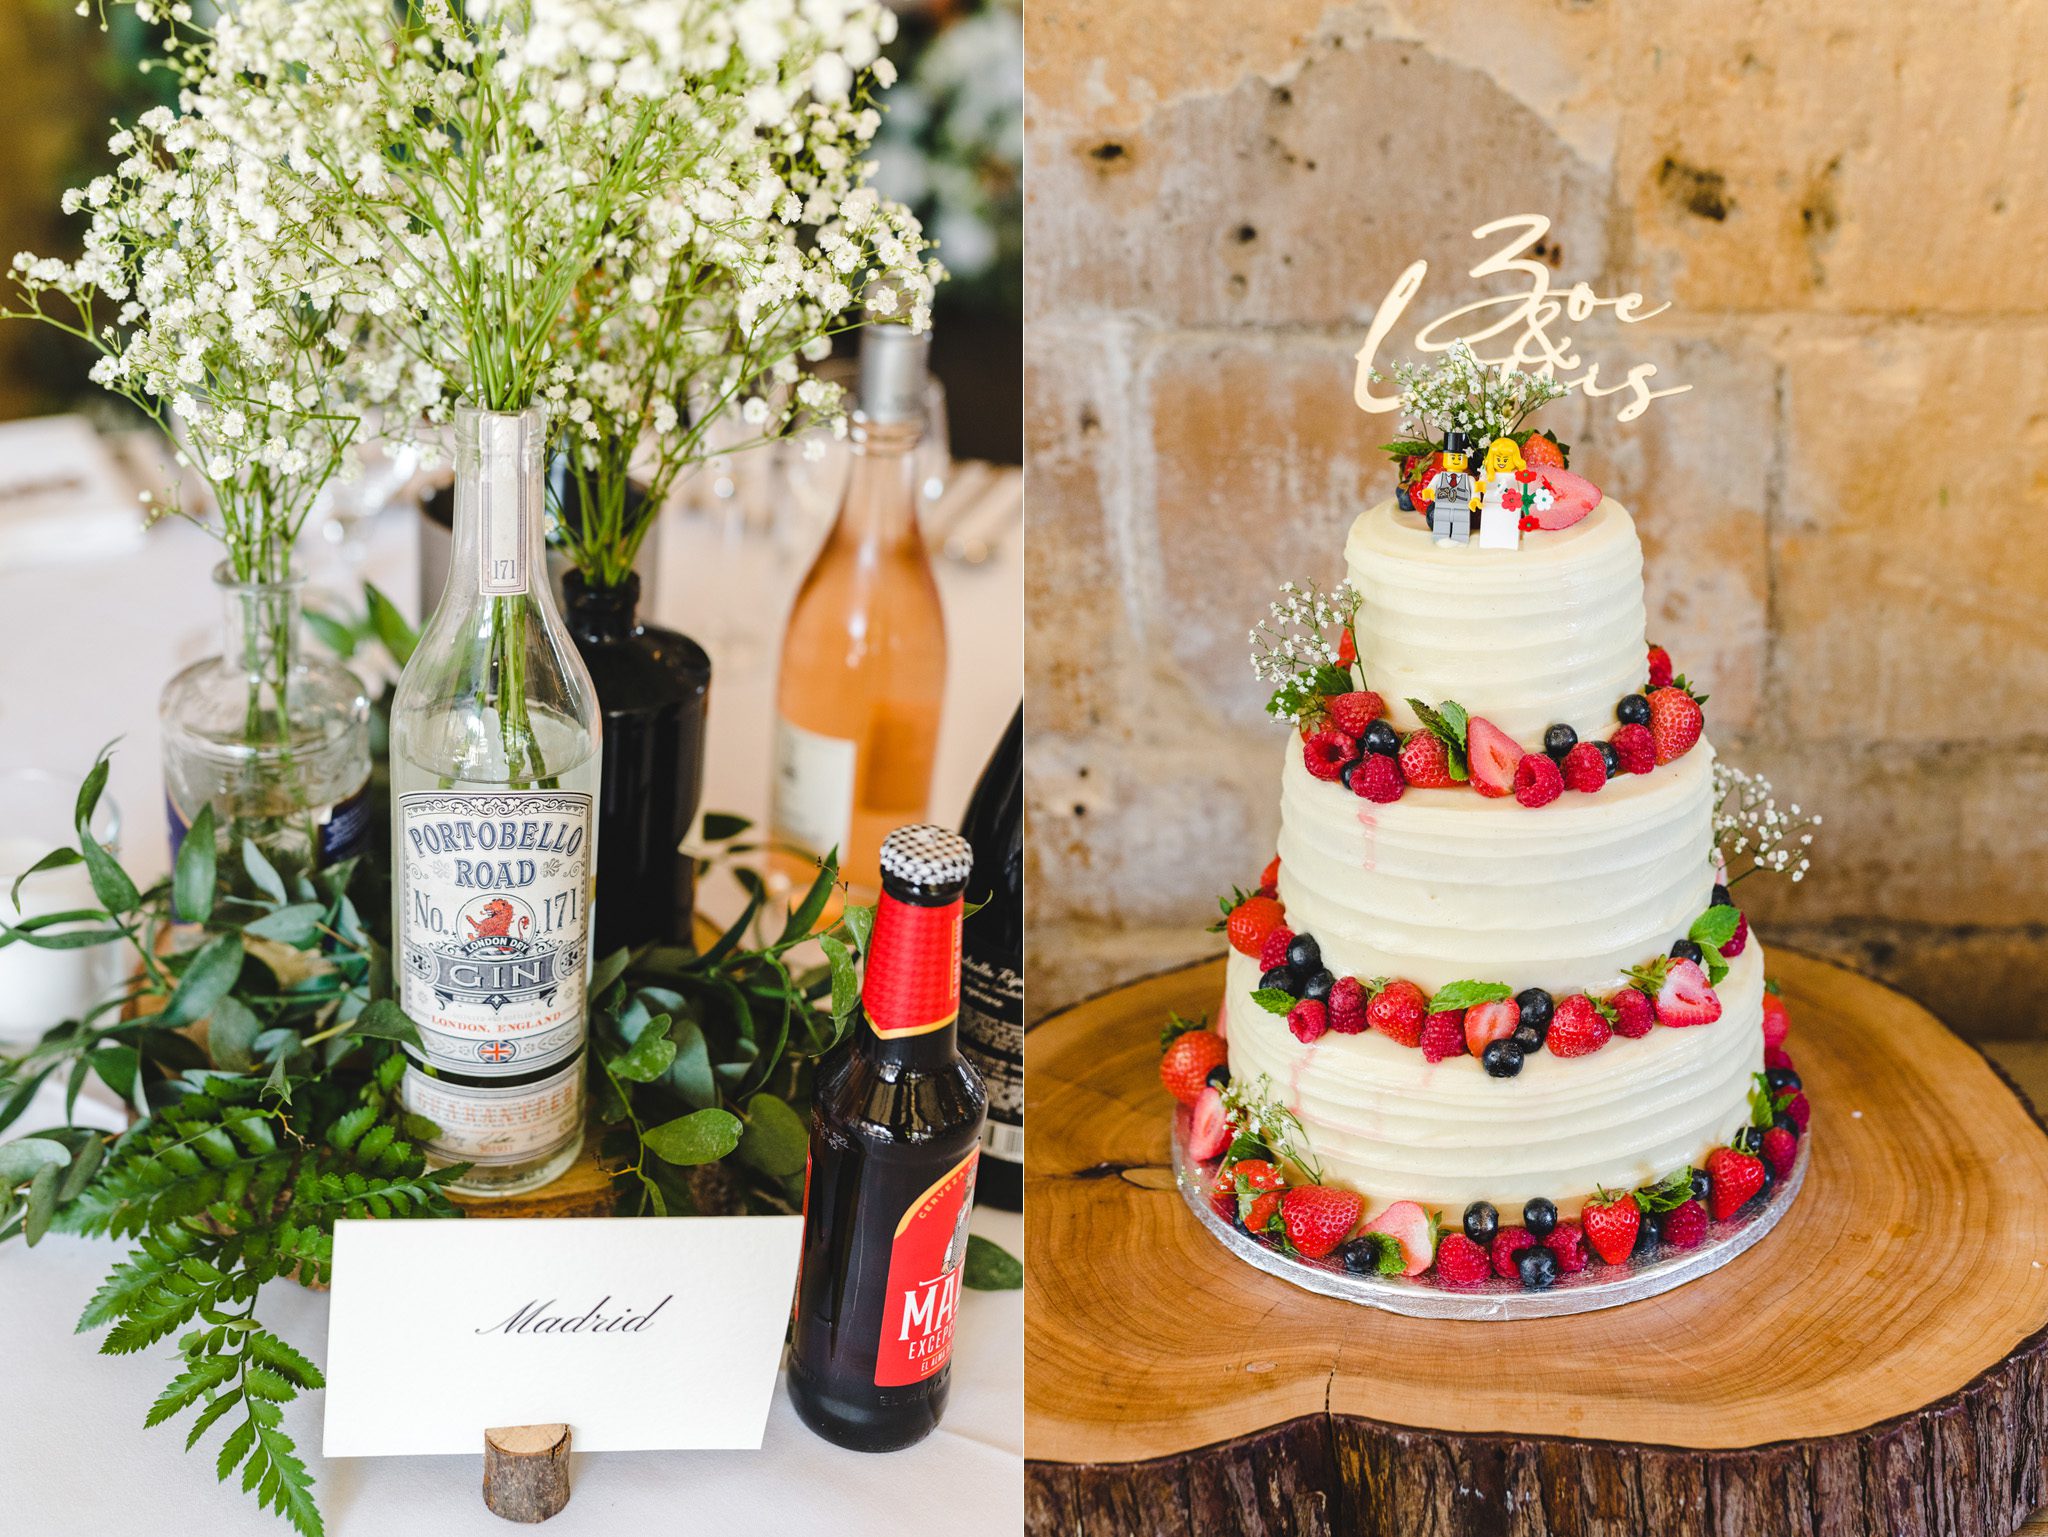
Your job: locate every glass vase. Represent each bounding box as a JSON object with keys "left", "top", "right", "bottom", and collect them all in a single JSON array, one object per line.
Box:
[{"left": 160, "top": 563, "right": 373, "bottom": 886}]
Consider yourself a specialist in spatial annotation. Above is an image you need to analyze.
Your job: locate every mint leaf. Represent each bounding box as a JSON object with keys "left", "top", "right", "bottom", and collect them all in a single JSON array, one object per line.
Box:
[
  {"left": 1408, "top": 698, "right": 1470, "bottom": 779},
  {"left": 1380, "top": 437, "right": 1439, "bottom": 462},
  {"left": 1689, "top": 905, "right": 1741, "bottom": 951},
  {"left": 1703, "top": 948, "right": 1729, "bottom": 987},
  {"left": 1425, "top": 980, "right": 1512, "bottom": 1014},
  {"left": 1635, "top": 1166, "right": 1695, "bottom": 1212},
  {"left": 1251, "top": 988, "right": 1297, "bottom": 1016}
]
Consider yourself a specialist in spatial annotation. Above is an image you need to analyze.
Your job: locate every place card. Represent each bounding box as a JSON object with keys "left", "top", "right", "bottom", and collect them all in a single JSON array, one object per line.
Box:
[{"left": 322, "top": 1215, "right": 803, "bottom": 1457}]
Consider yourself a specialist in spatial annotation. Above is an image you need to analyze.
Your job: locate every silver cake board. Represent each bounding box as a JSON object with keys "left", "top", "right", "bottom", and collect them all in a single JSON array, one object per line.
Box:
[{"left": 1172, "top": 1103, "right": 1807, "bottom": 1321}]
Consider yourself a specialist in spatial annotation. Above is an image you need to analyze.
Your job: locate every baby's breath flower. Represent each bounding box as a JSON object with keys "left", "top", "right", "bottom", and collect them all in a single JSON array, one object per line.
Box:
[{"left": 1712, "top": 762, "right": 1822, "bottom": 886}]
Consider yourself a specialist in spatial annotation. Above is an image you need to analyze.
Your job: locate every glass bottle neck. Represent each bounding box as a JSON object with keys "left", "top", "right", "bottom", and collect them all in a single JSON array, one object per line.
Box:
[
  {"left": 446, "top": 404, "right": 552, "bottom": 614},
  {"left": 861, "top": 1017, "right": 960, "bottom": 1070},
  {"left": 214, "top": 563, "right": 304, "bottom": 682},
  {"left": 562, "top": 570, "right": 641, "bottom": 644},
  {"left": 832, "top": 416, "right": 923, "bottom": 546}
]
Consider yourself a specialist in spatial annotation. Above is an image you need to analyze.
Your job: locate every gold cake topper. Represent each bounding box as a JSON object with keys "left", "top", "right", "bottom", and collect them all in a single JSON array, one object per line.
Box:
[{"left": 1353, "top": 215, "right": 1690, "bottom": 425}]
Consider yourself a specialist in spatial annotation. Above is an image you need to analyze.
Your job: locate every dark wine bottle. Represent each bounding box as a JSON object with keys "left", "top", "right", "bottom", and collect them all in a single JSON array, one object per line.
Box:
[{"left": 958, "top": 706, "right": 1022, "bottom": 1210}]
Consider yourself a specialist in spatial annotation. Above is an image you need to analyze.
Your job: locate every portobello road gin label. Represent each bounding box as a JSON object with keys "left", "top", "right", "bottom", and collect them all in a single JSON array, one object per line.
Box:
[
  {"left": 397, "top": 792, "right": 593, "bottom": 1076},
  {"left": 873, "top": 1148, "right": 978, "bottom": 1387}
]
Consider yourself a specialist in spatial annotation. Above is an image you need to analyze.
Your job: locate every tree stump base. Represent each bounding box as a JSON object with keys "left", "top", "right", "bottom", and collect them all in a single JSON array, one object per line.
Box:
[
  {"left": 1025, "top": 949, "right": 2048, "bottom": 1537},
  {"left": 482, "top": 1423, "right": 572, "bottom": 1523}
]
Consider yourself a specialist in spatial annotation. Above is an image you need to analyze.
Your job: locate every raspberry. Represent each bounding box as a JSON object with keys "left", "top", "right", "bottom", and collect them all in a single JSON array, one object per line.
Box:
[
  {"left": 1609, "top": 723, "right": 1655, "bottom": 775},
  {"left": 1764, "top": 1045, "right": 1796, "bottom": 1073},
  {"left": 1762, "top": 1126, "right": 1798, "bottom": 1178},
  {"left": 1326, "top": 976, "right": 1370, "bottom": 1035},
  {"left": 1258, "top": 927, "right": 1296, "bottom": 971},
  {"left": 1434, "top": 1232, "right": 1493, "bottom": 1285},
  {"left": 1398, "top": 730, "right": 1458, "bottom": 790},
  {"left": 1606, "top": 986, "right": 1656, "bottom": 1039},
  {"left": 1561, "top": 741, "right": 1607, "bottom": 794},
  {"left": 1490, "top": 1226, "right": 1535, "bottom": 1279},
  {"left": 1367, "top": 979, "right": 1428, "bottom": 1047},
  {"left": 1353, "top": 754, "right": 1405, "bottom": 804},
  {"left": 1287, "top": 998, "right": 1327, "bottom": 1043},
  {"left": 1646, "top": 643, "right": 1673, "bottom": 690},
  {"left": 1420, "top": 1009, "right": 1465, "bottom": 1063},
  {"left": 1543, "top": 1220, "right": 1589, "bottom": 1274},
  {"left": 1781, "top": 1091, "right": 1810, "bottom": 1132},
  {"left": 1326, "top": 691, "right": 1386, "bottom": 738},
  {"left": 1723, "top": 911, "right": 1749, "bottom": 956},
  {"left": 1647, "top": 687, "right": 1703, "bottom": 765},
  {"left": 1663, "top": 1200, "right": 1708, "bottom": 1250},
  {"left": 1303, "top": 728, "right": 1359, "bottom": 782},
  {"left": 1513, "top": 752, "right": 1563, "bottom": 808}
]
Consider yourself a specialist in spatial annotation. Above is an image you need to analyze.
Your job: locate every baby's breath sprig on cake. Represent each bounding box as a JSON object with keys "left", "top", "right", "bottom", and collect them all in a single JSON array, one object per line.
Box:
[
  {"left": 1248, "top": 578, "right": 1361, "bottom": 726},
  {"left": 1712, "top": 762, "right": 1822, "bottom": 885},
  {"left": 1220, "top": 1074, "right": 1324, "bottom": 1185},
  {"left": 1381, "top": 340, "right": 1569, "bottom": 450}
]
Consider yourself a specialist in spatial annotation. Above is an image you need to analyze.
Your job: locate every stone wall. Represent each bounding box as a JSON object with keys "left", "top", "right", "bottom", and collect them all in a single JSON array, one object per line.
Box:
[{"left": 1025, "top": 0, "right": 2048, "bottom": 1037}]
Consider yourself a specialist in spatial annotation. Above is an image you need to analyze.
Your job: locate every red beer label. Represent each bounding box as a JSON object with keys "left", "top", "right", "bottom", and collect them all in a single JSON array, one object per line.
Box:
[
  {"left": 862, "top": 891, "right": 964, "bottom": 1039},
  {"left": 874, "top": 1148, "right": 979, "bottom": 1386}
]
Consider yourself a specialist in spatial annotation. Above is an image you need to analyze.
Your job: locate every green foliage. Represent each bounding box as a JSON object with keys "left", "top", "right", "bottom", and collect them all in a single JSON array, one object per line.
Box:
[
  {"left": 1425, "top": 980, "right": 1512, "bottom": 1014},
  {"left": 1407, "top": 698, "right": 1471, "bottom": 781},
  {"left": 963, "top": 1234, "right": 1022, "bottom": 1291}
]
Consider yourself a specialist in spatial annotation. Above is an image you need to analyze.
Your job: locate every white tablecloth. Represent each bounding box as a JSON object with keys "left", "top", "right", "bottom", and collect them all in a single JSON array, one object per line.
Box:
[{"left": 0, "top": 447, "right": 1024, "bottom": 1536}]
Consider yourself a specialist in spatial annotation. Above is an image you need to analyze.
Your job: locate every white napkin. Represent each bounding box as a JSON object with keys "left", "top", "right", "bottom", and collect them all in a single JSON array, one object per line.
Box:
[{"left": 0, "top": 415, "right": 147, "bottom": 566}]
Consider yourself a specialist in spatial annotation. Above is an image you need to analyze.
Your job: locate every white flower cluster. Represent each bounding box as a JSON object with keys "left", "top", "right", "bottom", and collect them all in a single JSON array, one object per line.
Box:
[
  {"left": 1219, "top": 1073, "right": 1321, "bottom": 1182},
  {"left": 1247, "top": 578, "right": 1360, "bottom": 723},
  {"left": 1383, "top": 340, "right": 1568, "bottom": 448},
  {"left": 10, "top": 0, "right": 937, "bottom": 582},
  {"left": 1712, "top": 761, "right": 1822, "bottom": 885}
]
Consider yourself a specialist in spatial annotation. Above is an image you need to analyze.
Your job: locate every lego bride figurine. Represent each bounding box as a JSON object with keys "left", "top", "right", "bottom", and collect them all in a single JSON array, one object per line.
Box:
[{"left": 1475, "top": 437, "right": 1528, "bottom": 550}]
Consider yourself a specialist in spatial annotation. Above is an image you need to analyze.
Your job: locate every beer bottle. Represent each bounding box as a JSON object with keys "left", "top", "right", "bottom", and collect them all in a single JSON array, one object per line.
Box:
[
  {"left": 957, "top": 708, "right": 1023, "bottom": 1210},
  {"left": 787, "top": 825, "right": 988, "bottom": 1452}
]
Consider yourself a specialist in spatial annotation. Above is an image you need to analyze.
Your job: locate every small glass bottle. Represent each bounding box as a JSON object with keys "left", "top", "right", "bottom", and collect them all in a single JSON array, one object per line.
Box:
[
  {"left": 160, "top": 564, "right": 372, "bottom": 886},
  {"left": 388, "top": 404, "right": 603, "bottom": 1198},
  {"left": 771, "top": 324, "right": 948, "bottom": 905}
]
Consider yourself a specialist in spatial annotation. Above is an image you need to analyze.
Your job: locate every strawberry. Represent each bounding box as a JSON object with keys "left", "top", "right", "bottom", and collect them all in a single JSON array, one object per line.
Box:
[
  {"left": 1463, "top": 998, "right": 1520, "bottom": 1059},
  {"left": 1543, "top": 1220, "right": 1589, "bottom": 1274},
  {"left": 1398, "top": 730, "right": 1459, "bottom": 790},
  {"left": 1490, "top": 1226, "right": 1535, "bottom": 1279},
  {"left": 1362, "top": 1199, "right": 1438, "bottom": 1276},
  {"left": 1762, "top": 987, "right": 1791, "bottom": 1047},
  {"left": 1646, "top": 643, "right": 1673, "bottom": 690},
  {"left": 1513, "top": 751, "right": 1564, "bottom": 808},
  {"left": 1225, "top": 894, "right": 1287, "bottom": 959},
  {"left": 1647, "top": 687, "right": 1703, "bottom": 765},
  {"left": 1561, "top": 741, "right": 1608, "bottom": 794},
  {"left": 1609, "top": 722, "right": 1656, "bottom": 775},
  {"left": 1243, "top": 1189, "right": 1284, "bottom": 1233},
  {"left": 1580, "top": 1191, "right": 1641, "bottom": 1266},
  {"left": 1781, "top": 1091, "right": 1810, "bottom": 1133},
  {"left": 1287, "top": 998, "right": 1328, "bottom": 1044},
  {"left": 1232, "top": 1158, "right": 1286, "bottom": 1193},
  {"left": 1420, "top": 1009, "right": 1466, "bottom": 1063},
  {"left": 1466, "top": 716, "right": 1523, "bottom": 798},
  {"left": 1186, "top": 1087, "right": 1231, "bottom": 1160},
  {"left": 1326, "top": 976, "right": 1370, "bottom": 1035},
  {"left": 1521, "top": 433, "right": 1566, "bottom": 470},
  {"left": 1159, "top": 1029, "right": 1228, "bottom": 1104},
  {"left": 1327, "top": 691, "right": 1386, "bottom": 738},
  {"left": 1403, "top": 451, "right": 1443, "bottom": 509},
  {"left": 1527, "top": 467, "right": 1601, "bottom": 530},
  {"left": 1663, "top": 1199, "right": 1709, "bottom": 1249},
  {"left": 1261, "top": 855, "right": 1281, "bottom": 891},
  {"left": 1761, "top": 1126, "right": 1798, "bottom": 1178},
  {"left": 1367, "top": 979, "right": 1428, "bottom": 1047},
  {"left": 1281, "top": 1185, "right": 1363, "bottom": 1260},
  {"left": 1209, "top": 1169, "right": 1237, "bottom": 1222},
  {"left": 1336, "top": 626, "right": 1357, "bottom": 668},
  {"left": 1722, "top": 911, "right": 1749, "bottom": 956},
  {"left": 1707, "top": 1147, "right": 1765, "bottom": 1220},
  {"left": 1630, "top": 957, "right": 1721, "bottom": 1027},
  {"left": 1547, "top": 994, "right": 1613, "bottom": 1057},
  {"left": 1258, "top": 927, "right": 1296, "bottom": 971},
  {"left": 1606, "top": 986, "right": 1656, "bottom": 1039},
  {"left": 1352, "top": 754, "right": 1405, "bottom": 804},
  {"left": 1303, "top": 727, "right": 1359, "bottom": 782},
  {"left": 1433, "top": 1232, "right": 1493, "bottom": 1285}
]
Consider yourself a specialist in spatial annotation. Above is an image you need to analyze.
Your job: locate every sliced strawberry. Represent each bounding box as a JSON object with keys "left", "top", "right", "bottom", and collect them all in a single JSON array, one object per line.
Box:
[
  {"left": 1463, "top": 998, "right": 1520, "bottom": 1059},
  {"left": 1632, "top": 957, "right": 1722, "bottom": 1028},
  {"left": 1361, "top": 1199, "right": 1437, "bottom": 1276},
  {"left": 1466, "top": 717, "right": 1523, "bottom": 798},
  {"left": 1528, "top": 467, "right": 1600, "bottom": 530},
  {"left": 1186, "top": 1086, "right": 1231, "bottom": 1161}
]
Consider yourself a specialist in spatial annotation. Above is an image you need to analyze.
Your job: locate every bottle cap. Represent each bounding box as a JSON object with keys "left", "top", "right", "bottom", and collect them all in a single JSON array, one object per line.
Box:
[
  {"left": 856, "top": 323, "right": 930, "bottom": 426},
  {"left": 878, "top": 824, "right": 973, "bottom": 900}
]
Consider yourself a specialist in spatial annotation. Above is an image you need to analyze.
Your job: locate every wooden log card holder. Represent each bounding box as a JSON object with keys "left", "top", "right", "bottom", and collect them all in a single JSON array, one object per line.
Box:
[{"left": 483, "top": 1423, "right": 573, "bottom": 1523}]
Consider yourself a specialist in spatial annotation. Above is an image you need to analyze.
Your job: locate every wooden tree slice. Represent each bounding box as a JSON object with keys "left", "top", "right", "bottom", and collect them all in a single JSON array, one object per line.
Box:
[
  {"left": 1025, "top": 949, "right": 2048, "bottom": 1537},
  {"left": 482, "top": 1423, "right": 572, "bottom": 1522}
]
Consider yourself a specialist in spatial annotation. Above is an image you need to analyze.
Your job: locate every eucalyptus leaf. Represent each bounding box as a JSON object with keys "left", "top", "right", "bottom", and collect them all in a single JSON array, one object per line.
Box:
[
  {"left": 90, "top": 1044, "right": 140, "bottom": 1105},
  {"left": 349, "top": 999, "right": 422, "bottom": 1047},
  {"left": 0, "top": 1067, "right": 57, "bottom": 1139},
  {"left": 642, "top": 1108, "right": 742, "bottom": 1167},
  {"left": 963, "top": 1234, "right": 1023, "bottom": 1291},
  {"left": 80, "top": 828, "right": 140, "bottom": 916},
  {"left": 736, "top": 1093, "right": 808, "bottom": 1178},
  {"left": 244, "top": 903, "right": 325, "bottom": 944},
  {"left": 173, "top": 804, "right": 217, "bottom": 923},
  {"left": 241, "top": 841, "right": 287, "bottom": 904},
  {"left": 157, "top": 934, "right": 245, "bottom": 1028},
  {"left": 74, "top": 752, "right": 111, "bottom": 831},
  {"left": 10, "top": 847, "right": 84, "bottom": 911},
  {"left": 608, "top": 1019, "right": 677, "bottom": 1083},
  {"left": 662, "top": 1017, "right": 717, "bottom": 1109},
  {"left": 818, "top": 934, "right": 860, "bottom": 1026},
  {"left": 0, "top": 1136, "right": 71, "bottom": 1185},
  {"left": 55, "top": 1136, "right": 106, "bottom": 1203},
  {"left": 207, "top": 998, "right": 265, "bottom": 1072},
  {"left": 23, "top": 1159, "right": 59, "bottom": 1246},
  {"left": 589, "top": 947, "right": 632, "bottom": 1000},
  {"left": 842, "top": 902, "right": 876, "bottom": 959}
]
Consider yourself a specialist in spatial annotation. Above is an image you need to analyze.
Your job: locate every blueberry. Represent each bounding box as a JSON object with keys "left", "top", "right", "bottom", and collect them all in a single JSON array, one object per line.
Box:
[
  {"left": 1711, "top": 883, "right": 1733, "bottom": 908},
  {"left": 1690, "top": 1167, "right": 1711, "bottom": 1201},
  {"left": 1733, "top": 1126, "right": 1763, "bottom": 1154},
  {"left": 1260, "top": 966, "right": 1299, "bottom": 995},
  {"left": 1772, "top": 1111, "right": 1799, "bottom": 1138},
  {"left": 1516, "top": 1247, "right": 1559, "bottom": 1289},
  {"left": 1759, "top": 1162, "right": 1777, "bottom": 1196},
  {"left": 1462, "top": 1201, "right": 1499, "bottom": 1246},
  {"left": 1300, "top": 968, "right": 1335, "bottom": 1003},
  {"left": 1512, "top": 1022, "right": 1547, "bottom": 1052},
  {"left": 1523, "top": 1197, "right": 1558, "bottom": 1239},
  {"left": 1765, "top": 1067, "right": 1802, "bottom": 1094},
  {"left": 1395, "top": 486, "right": 1415, "bottom": 513},
  {"left": 1595, "top": 741, "right": 1622, "bottom": 778},
  {"left": 1670, "top": 939, "right": 1705, "bottom": 965},
  {"left": 1363, "top": 719, "right": 1401, "bottom": 758},
  {"left": 1617, "top": 693, "right": 1651, "bottom": 727},
  {"left": 1286, "top": 934, "right": 1321, "bottom": 974},
  {"left": 1516, "top": 988, "right": 1554, "bottom": 1030},
  {"left": 1543, "top": 723, "right": 1578, "bottom": 761},
  {"left": 1481, "top": 1039, "right": 1524, "bottom": 1078},
  {"left": 1338, "top": 1237, "right": 1381, "bottom": 1274},
  {"left": 1205, "top": 1063, "right": 1232, "bottom": 1090},
  {"left": 1339, "top": 758, "right": 1365, "bottom": 790},
  {"left": 1634, "top": 1212, "right": 1662, "bottom": 1256}
]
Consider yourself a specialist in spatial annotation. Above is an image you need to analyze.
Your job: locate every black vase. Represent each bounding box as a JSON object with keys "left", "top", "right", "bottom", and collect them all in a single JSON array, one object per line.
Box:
[{"left": 562, "top": 569, "right": 711, "bottom": 956}]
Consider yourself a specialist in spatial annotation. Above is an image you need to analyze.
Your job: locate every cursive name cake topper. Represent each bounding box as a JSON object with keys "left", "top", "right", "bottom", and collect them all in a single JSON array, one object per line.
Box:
[{"left": 1353, "top": 214, "right": 1691, "bottom": 424}]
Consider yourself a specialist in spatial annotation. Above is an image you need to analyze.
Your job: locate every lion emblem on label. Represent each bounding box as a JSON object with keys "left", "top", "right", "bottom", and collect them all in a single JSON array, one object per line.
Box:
[{"left": 465, "top": 896, "right": 527, "bottom": 947}]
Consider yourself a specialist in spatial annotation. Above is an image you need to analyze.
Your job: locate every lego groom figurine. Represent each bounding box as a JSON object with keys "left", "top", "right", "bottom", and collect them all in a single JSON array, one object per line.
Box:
[{"left": 1418, "top": 429, "right": 1479, "bottom": 546}]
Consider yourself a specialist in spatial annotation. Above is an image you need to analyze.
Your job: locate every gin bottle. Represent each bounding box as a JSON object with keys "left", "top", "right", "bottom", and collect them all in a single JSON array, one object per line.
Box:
[{"left": 388, "top": 404, "right": 602, "bottom": 1197}]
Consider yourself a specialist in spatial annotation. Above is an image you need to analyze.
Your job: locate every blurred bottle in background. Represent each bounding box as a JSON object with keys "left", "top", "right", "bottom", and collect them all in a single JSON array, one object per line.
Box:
[{"left": 958, "top": 706, "right": 1021, "bottom": 1209}]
